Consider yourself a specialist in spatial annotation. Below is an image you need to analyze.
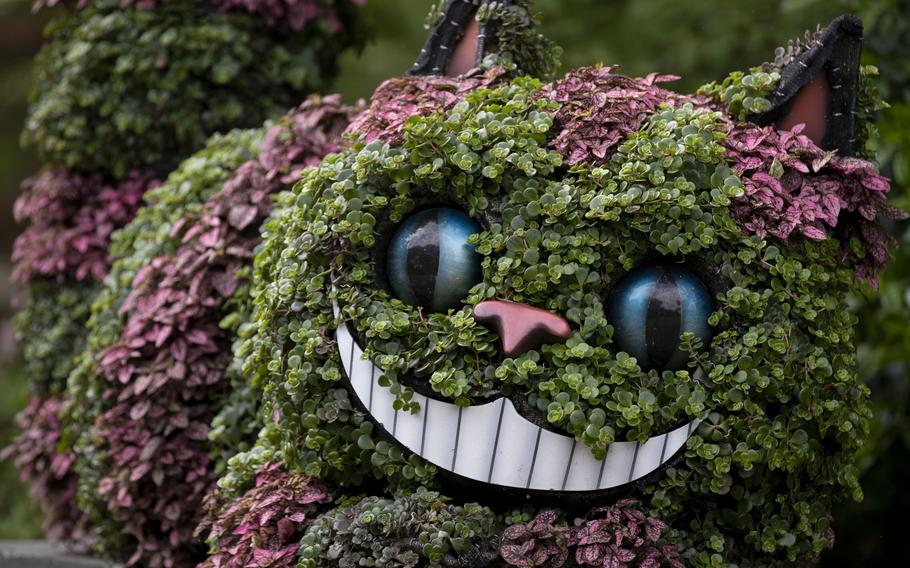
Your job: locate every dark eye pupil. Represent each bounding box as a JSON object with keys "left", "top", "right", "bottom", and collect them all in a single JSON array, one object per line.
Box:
[
  {"left": 608, "top": 266, "right": 713, "bottom": 371},
  {"left": 645, "top": 270, "right": 683, "bottom": 369},
  {"left": 387, "top": 207, "right": 483, "bottom": 313},
  {"left": 402, "top": 214, "right": 441, "bottom": 308}
]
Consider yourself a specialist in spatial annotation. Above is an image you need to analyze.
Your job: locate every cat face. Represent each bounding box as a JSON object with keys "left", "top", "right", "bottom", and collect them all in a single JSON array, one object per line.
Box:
[{"left": 244, "top": 3, "right": 893, "bottom": 562}]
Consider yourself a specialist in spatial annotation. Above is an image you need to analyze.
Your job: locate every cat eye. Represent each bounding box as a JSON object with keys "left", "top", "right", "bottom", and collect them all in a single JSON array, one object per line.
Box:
[
  {"left": 387, "top": 207, "right": 483, "bottom": 313},
  {"left": 607, "top": 265, "right": 713, "bottom": 371}
]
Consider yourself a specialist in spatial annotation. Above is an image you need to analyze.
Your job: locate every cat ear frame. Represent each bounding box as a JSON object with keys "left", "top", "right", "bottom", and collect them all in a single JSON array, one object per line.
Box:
[
  {"left": 750, "top": 15, "right": 864, "bottom": 156},
  {"left": 409, "top": 0, "right": 512, "bottom": 77}
]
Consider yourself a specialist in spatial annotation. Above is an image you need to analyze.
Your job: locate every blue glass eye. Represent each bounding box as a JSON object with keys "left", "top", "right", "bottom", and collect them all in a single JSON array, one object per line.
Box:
[
  {"left": 387, "top": 208, "right": 483, "bottom": 313},
  {"left": 607, "top": 266, "right": 713, "bottom": 371}
]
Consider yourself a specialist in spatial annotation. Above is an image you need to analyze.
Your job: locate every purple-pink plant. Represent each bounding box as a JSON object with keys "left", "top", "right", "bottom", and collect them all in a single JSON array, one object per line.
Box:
[
  {"left": 540, "top": 66, "right": 899, "bottom": 285},
  {"left": 12, "top": 169, "right": 156, "bottom": 284},
  {"left": 196, "top": 463, "right": 332, "bottom": 568},
  {"left": 0, "top": 396, "right": 90, "bottom": 544},
  {"left": 9, "top": 169, "right": 155, "bottom": 536},
  {"left": 500, "top": 500, "right": 684, "bottom": 568},
  {"left": 347, "top": 67, "right": 506, "bottom": 144},
  {"left": 723, "top": 121, "right": 901, "bottom": 283},
  {"left": 88, "top": 96, "right": 355, "bottom": 567},
  {"left": 542, "top": 66, "right": 692, "bottom": 166},
  {"left": 501, "top": 511, "right": 570, "bottom": 568}
]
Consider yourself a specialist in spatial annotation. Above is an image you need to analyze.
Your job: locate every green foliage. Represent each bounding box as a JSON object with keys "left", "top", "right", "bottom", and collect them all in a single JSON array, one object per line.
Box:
[
  {"left": 476, "top": 0, "right": 562, "bottom": 81},
  {"left": 854, "top": 64, "right": 889, "bottom": 160},
  {"left": 824, "top": 0, "right": 910, "bottom": 564},
  {"left": 325, "top": 1, "right": 910, "bottom": 563},
  {"left": 298, "top": 489, "right": 499, "bottom": 567},
  {"left": 0, "top": 364, "right": 44, "bottom": 541},
  {"left": 698, "top": 68, "right": 779, "bottom": 119},
  {"left": 2, "top": 0, "right": 906, "bottom": 562},
  {"left": 208, "top": 267, "right": 266, "bottom": 477},
  {"left": 229, "top": 65, "right": 876, "bottom": 565},
  {"left": 22, "top": 0, "right": 351, "bottom": 177},
  {"left": 231, "top": 79, "right": 555, "bottom": 494},
  {"left": 13, "top": 282, "right": 96, "bottom": 396}
]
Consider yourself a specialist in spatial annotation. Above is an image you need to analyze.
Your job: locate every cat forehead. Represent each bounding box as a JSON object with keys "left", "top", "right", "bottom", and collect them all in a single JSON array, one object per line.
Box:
[
  {"left": 332, "top": 9, "right": 893, "bottom": 284},
  {"left": 340, "top": 62, "right": 892, "bottom": 284}
]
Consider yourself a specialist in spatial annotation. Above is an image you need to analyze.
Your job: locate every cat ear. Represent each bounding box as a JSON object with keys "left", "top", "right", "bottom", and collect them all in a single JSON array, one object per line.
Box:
[
  {"left": 410, "top": 0, "right": 503, "bottom": 77},
  {"left": 751, "top": 15, "right": 864, "bottom": 156}
]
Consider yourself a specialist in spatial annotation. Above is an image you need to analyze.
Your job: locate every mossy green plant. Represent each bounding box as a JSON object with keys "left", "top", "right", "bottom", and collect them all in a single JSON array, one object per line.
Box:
[
  {"left": 22, "top": 0, "right": 364, "bottom": 178},
  {"left": 208, "top": 19, "right": 897, "bottom": 568}
]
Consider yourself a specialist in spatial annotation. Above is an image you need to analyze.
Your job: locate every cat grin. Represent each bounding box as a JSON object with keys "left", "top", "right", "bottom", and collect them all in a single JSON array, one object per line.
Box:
[{"left": 334, "top": 301, "right": 700, "bottom": 493}]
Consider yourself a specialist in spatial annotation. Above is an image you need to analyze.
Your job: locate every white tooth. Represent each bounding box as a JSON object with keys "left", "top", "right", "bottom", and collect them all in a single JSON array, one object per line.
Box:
[
  {"left": 347, "top": 333, "right": 375, "bottom": 405},
  {"left": 420, "top": 398, "right": 461, "bottom": 469},
  {"left": 393, "top": 393, "right": 429, "bottom": 455},
  {"left": 489, "top": 401, "right": 540, "bottom": 487},
  {"left": 528, "top": 428, "right": 576, "bottom": 490},
  {"left": 563, "top": 438, "right": 605, "bottom": 491},
  {"left": 453, "top": 398, "right": 505, "bottom": 482},
  {"left": 631, "top": 433, "right": 666, "bottom": 481},
  {"left": 336, "top": 317, "right": 353, "bottom": 366},
  {"left": 599, "top": 440, "right": 638, "bottom": 488}
]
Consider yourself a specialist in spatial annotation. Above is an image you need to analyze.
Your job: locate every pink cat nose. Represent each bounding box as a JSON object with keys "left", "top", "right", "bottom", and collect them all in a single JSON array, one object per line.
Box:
[{"left": 473, "top": 300, "right": 573, "bottom": 357}]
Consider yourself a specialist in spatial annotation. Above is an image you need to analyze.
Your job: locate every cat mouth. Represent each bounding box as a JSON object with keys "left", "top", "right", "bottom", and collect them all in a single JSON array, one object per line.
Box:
[{"left": 333, "top": 303, "right": 699, "bottom": 493}]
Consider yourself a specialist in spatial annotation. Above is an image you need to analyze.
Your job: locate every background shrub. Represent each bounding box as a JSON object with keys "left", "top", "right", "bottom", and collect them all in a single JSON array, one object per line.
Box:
[{"left": 22, "top": 0, "right": 365, "bottom": 178}]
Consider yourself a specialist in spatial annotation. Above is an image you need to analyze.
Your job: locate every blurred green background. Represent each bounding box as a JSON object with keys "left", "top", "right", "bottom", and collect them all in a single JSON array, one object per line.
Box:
[{"left": 1, "top": 0, "right": 907, "bottom": 564}]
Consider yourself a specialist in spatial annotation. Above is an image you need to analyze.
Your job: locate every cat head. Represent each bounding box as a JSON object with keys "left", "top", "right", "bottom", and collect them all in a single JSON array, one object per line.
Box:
[{"left": 243, "top": 2, "right": 897, "bottom": 563}]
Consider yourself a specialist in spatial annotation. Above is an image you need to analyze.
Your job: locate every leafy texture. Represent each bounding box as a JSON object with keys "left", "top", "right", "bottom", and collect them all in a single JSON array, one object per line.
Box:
[
  {"left": 347, "top": 67, "right": 509, "bottom": 145},
  {"left": 35, "top": 0, "right": 366, "bottom": 32},
  {"left": 11, "top": 3, "right": 899, "bottom": 566},
  {"left": 8, "top": 0, "right": 367, "bottom": 560},
  {"left": 206, "top": 98, "right": 362, "bottom": 476},
  {"left": 826, "top": 1, "right": 910, "bottom": 563},
  {"left": 12, "top": 169, "right": 156, "bottom": 284},
  {"left": 216, "top": 0, "right": 367, "bottom": 31},
  {"left": 79, "top": 97, "right": 355, "bottom": 567},
  {"left": 214, "top": 53, "right": 896, "bottom": 566},
  {"left": 544, "top": 66, "right": 692, "bottom": 166},
  {"left": 12, "top": 284, "right": 98, "bottom": 397},
  {"left": 197, "top": 463, "right": 332, "bottom": 568},
  {"left": 298, "top": 489, "right": 499, "bottom": 568},
  {"left": 61, "top": 127, "right": 265, "bottom": 565},
  {"left": 724, "top": 122, "right": 899, "bottom": 283},
  {"left": 7, "top": 170, "right": 154, "bottom": 548},
  {"left": 422, "top": 0, "right": 560, "bottom": 82},
  {"left": 0, "top": 396, "right": 89, "bottom": 545},
  {"left": 22, "top": 0, "right": 364, "bottom": 177},
  {"left": 500, "top": 501, "right": 683, "bottom": 568},
  {"left": 474, "top": 0, "right": 561, "bottom": 81}
]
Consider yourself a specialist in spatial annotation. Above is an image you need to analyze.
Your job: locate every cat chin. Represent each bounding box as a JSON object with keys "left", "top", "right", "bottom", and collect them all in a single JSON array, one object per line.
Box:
[{"left": 333, "top": 301, "right": 700, "bottom": 498}]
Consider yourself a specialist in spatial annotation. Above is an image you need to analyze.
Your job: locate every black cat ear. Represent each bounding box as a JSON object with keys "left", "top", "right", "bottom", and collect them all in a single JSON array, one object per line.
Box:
[
  {"left": 409, "top": 0, "right": 508, "bottom": 77},
  {"left": 751, "top": 15, "right": 864, "bottom": 156}
]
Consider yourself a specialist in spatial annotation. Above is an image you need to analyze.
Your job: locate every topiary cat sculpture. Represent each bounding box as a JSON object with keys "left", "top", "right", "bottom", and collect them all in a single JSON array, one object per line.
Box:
[{"left": 201, "top": 2, "right": 899, "bottom": 566}]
